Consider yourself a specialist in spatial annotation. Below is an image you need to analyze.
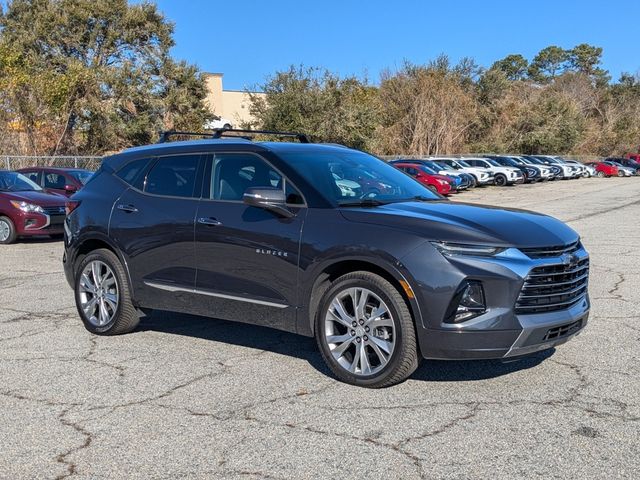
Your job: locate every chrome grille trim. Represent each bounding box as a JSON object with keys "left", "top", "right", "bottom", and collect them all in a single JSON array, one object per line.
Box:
[{"left": 516, "top": 258, "right": 589, "bottom": 314}]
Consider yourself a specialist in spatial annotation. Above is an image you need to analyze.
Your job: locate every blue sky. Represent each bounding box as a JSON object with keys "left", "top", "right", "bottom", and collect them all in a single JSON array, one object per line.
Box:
[{"left": 154, "top": 0, "right": 639, "bottom": 90}]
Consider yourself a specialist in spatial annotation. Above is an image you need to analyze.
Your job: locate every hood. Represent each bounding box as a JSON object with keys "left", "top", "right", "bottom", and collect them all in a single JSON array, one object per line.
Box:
[
  {"left": 1, "top": 190, "right": 66, "bottom": 206},
  {"left": 340, "top": 201, "right": 579, "bottom": 248}
]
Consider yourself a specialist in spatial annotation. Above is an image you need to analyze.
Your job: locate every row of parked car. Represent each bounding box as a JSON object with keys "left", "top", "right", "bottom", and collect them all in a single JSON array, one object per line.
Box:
[
  {"left": 1, "top": 153, "right": 639, "bottom": 244},
  {"left": 386, "top": 155, "right": 640, "bottom": 195}
]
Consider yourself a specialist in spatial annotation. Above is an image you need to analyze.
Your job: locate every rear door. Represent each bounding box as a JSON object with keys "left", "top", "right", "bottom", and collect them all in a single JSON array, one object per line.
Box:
[
  {"left": 109, "top": 153, "right": 203, "bottom": 312},
  {"left": 192, "top": 152, "right": 307, "bottom": 332}
]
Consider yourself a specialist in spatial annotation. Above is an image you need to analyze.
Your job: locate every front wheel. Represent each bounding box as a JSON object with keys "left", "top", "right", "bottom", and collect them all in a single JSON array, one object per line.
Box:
[
  {"left": 596, "top": 170, "right": 605, "bottom": 178},
  {"left": 618, "top": 171, "right": 624, "bottom": 177},
  {"left": 494, "top": 174, "right": 507, "bottom": 186},
  {"left": 0, "top": 216, "right": 17, "bottom": 245},
  {"left": 74, "top": 248, "right": 140, "bottom": 335},
  {"left": 315, "top": 271, "right": 419, "bottom": 388}
]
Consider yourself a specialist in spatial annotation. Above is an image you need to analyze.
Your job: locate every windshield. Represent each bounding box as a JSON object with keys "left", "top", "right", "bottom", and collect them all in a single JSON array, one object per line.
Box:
[
  {"left": 418, "top": 165, "right": 438, "bottom": 175},
  {"left": 432, "top": 161, "right": 456, "bottom": 172},
  {"left": 457, "top": 160, "right": 472, "bottom": 167},
  {"left": 0, "top": 171, "right": 43, "bottom": 192},
  {"left": 486, "top": 159, "right": 502, "bottom": 167},
  {"left": 69, "top": 170, "right": 94, "bottom": 185},
  {"left": 280, "top": 150, "right": 440, "bottom": 205}
]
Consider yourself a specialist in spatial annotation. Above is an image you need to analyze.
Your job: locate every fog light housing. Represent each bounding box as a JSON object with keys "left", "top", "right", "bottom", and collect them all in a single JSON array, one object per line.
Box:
[{"left": 445, "top": 281, "right": 486, "bottom": 323}]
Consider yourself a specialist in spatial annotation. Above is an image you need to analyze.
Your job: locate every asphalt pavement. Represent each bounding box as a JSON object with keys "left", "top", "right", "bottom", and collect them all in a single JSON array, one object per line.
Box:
[{"left": 1, "top": 177, "right": 638, "bottom": 479}]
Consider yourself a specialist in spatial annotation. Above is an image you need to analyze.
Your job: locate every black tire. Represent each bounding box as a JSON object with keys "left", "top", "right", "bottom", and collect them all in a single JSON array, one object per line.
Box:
[
  {"left": 468, "top": 175, "right": 478, "bottom": 188},
  {"left": 314, "top": 271, "right": 419, "bottom": 388},
  {"left": 494, "top": 174, "right": 507, "bottom": 186},
  {"left": 74, "top": 248, "right": 139, "bottom": 335},
  {"left": 0, "top": 216, "right": 17, "bottom": 245},
  {"left": 596, "top": 170, "right": 605, "bottom": 178},
  {"left": 617, "top": 171, "right": 624, "bottom": 177}
]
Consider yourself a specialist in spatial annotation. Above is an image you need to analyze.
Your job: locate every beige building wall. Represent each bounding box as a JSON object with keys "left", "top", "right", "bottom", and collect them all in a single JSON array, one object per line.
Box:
[{"left": 204, "top": 73, "right": 265, "bottom": 127}]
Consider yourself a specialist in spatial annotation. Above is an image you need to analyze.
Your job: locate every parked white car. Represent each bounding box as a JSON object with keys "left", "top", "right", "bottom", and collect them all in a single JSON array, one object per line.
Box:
[
  {"left": 536, "top": 156, "right": 579, "bottom": 179},
  {"left": 204, "top": 117, "right": 233, "bottom": 130},
  {"left": 458, "top": 157, "right": 524, "bottom": 186},
  {"left": 563, "top": 159, "right": 594, "bottom": 178},
  {"left": 431, "top": 158, "right": 494, "bottom": 186}
]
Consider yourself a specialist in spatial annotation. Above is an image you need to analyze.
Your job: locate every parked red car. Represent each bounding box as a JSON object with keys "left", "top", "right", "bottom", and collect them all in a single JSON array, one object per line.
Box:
[
  {"left": 0, "top": 170, "right": 67, "bottom": 244},
  {"left": 393, "top": 162, "right": 453, "bottom": 195},
  {"left": 17, "top": 167, "right": 94, "bottom": 197},
  {"left": 585, "top": 161, "right": 619, "bottom": 178}
]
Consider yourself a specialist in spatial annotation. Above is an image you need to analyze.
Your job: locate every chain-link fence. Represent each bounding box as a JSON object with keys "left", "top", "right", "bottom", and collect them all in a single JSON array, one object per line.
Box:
[{"left": 2, "top": 156, "right": 103, "bottom": 171}]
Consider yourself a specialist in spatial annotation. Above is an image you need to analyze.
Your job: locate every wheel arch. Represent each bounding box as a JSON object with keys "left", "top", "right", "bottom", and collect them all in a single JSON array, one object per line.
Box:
[
  {"left": 300, "top": 257, "right": 423, "bottom": 339},
  {"left": 71, "top": 233, "right": 137, "bottom": 303}
]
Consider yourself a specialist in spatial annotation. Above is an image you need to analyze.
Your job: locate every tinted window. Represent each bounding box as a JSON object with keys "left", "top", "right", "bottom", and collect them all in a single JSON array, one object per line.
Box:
[
  {"left": 210, "top": 153, "right": 304, "bottom": 205},
  {"left": 44, "top": 172, "right": 66, "bottom": 189},
  {"left": 116, "top": 158, "right": 152, "bottom": 188},
  {"left": 145, "top": 155, "right": 200, "bottom": 198}
]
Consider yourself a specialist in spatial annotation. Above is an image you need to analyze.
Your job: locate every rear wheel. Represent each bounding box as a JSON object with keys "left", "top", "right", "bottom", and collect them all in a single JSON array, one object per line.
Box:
[
  {"left": 315, "top": 271, "right": 419, "bottom": 388},
  {"left": 618, "top": 171, "right": 624, "bottom": 177},
  {"left": 596, "top": 170, "right": 605, "bottom": 178},
  {"left": 74, "top": 248, "right": 139, "bottom": 335},
  {"left": 0, "top": 216, "right": 17, "bottom": 245}
]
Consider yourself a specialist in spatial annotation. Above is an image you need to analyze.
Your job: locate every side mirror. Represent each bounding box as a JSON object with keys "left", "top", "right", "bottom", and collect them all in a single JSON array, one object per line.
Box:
[
  {"left": 243, "top": 187, "right": 294, "bottom": 218},
  {"left": 64, "top": 184, "right": 78, "bottom": 193}
]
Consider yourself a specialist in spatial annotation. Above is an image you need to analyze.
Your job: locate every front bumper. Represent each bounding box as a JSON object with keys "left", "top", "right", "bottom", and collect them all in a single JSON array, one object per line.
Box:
[
  {"left": 405, "top": 245, "right": 590, "bottom": 360},
  {"left": 14, "top": 211, "right": 65, "bottom": 236}
]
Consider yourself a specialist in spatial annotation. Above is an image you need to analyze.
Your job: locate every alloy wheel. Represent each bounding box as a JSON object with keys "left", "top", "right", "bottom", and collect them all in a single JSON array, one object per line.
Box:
[
  {"left": 324, "top": 287, "right": 396, "bottom": 376},
  {"left": 0, "top": 220, "right": 10, "bottom": 242},
  {"left": 78, "top": 260, "right": 119, "bottom": 327}
]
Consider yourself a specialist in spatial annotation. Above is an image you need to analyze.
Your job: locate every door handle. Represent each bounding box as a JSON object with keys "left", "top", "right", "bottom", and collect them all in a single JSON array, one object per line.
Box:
[
  {"left": 198, "top": 217, "right": 222, "bottom": 226},
  {"left": 116, "top": 204, "right": 138, "bottom": 213}
]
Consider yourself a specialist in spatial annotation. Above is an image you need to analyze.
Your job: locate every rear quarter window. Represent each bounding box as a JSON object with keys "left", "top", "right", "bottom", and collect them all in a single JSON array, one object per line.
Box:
[{"left": 116, "top": 158, "right": 152, "bottom": 189}]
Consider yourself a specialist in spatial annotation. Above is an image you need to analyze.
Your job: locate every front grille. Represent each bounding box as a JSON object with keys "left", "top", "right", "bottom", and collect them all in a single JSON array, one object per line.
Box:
[
  {"left": 42, "top": 206, "right": 66, "bottom": 216},
  {"left": 516, "top": 258, "right": 589, "bottom": 314},
  {"left": 520, "top": 241, "right": 580, "bottom": 259},
  {"left": 543, "top": 320, "right": 583, "bottom": 341}
]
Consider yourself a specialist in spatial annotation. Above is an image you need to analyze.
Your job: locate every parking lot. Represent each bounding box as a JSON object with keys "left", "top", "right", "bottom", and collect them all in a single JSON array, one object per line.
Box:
[{"left": 1, "top": 177, "right": 639, "bottom": 479}]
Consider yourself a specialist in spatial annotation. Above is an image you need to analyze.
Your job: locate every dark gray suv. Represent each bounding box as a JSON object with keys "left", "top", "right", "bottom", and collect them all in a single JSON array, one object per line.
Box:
[{"left": 63, "top": 130, "right": 590, "bottom": 387}]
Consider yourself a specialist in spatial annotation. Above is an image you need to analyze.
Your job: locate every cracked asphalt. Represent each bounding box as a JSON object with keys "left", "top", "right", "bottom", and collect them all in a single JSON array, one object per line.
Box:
[{"left": 1, "top": 177, "right": 639, "bottom": 479}]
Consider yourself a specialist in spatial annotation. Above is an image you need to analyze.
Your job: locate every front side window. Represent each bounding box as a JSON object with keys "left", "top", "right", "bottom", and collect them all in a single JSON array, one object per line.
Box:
[
  {"left": 144, "top": 155, "right": 200, "bottom": 198},
  {"left": 279, "top": 149, "right": 440, "bottom": 205},
  {"left": 209, "top": 153, "right": 304, "bottom": 205}
]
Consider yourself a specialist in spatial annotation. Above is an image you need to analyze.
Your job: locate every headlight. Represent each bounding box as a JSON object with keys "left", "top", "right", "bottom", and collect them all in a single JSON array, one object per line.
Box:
[
  {"left": 10, "top": 201, "right": 44, "bottom": 214},
  {"left": 431, "top": 241, "right": 505, "bottom": 257},
  {"left": 436, "top": 179, "right": 448, "bottom": 186},
  {"left": 526, "top": 168, "right": 536, "bottom": 176}
]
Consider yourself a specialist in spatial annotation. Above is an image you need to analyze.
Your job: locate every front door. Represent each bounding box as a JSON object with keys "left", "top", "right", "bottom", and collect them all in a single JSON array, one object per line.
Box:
[{"left": 193, "top": 152, "right": 307, "bottom": 332}]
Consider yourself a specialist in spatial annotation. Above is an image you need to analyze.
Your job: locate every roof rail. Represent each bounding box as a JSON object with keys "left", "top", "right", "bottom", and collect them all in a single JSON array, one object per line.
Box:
[{"left": 157, "top": 128, "right": 310, "bottom": 144}]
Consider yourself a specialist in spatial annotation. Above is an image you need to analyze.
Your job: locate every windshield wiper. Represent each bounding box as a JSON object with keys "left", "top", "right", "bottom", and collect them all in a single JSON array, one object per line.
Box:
[
  {"left": 338, "top": 198, "right": 389, "bottom": 207},
  {"left": 393, "top": 195, "right": 440, "bottom": 203}
]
